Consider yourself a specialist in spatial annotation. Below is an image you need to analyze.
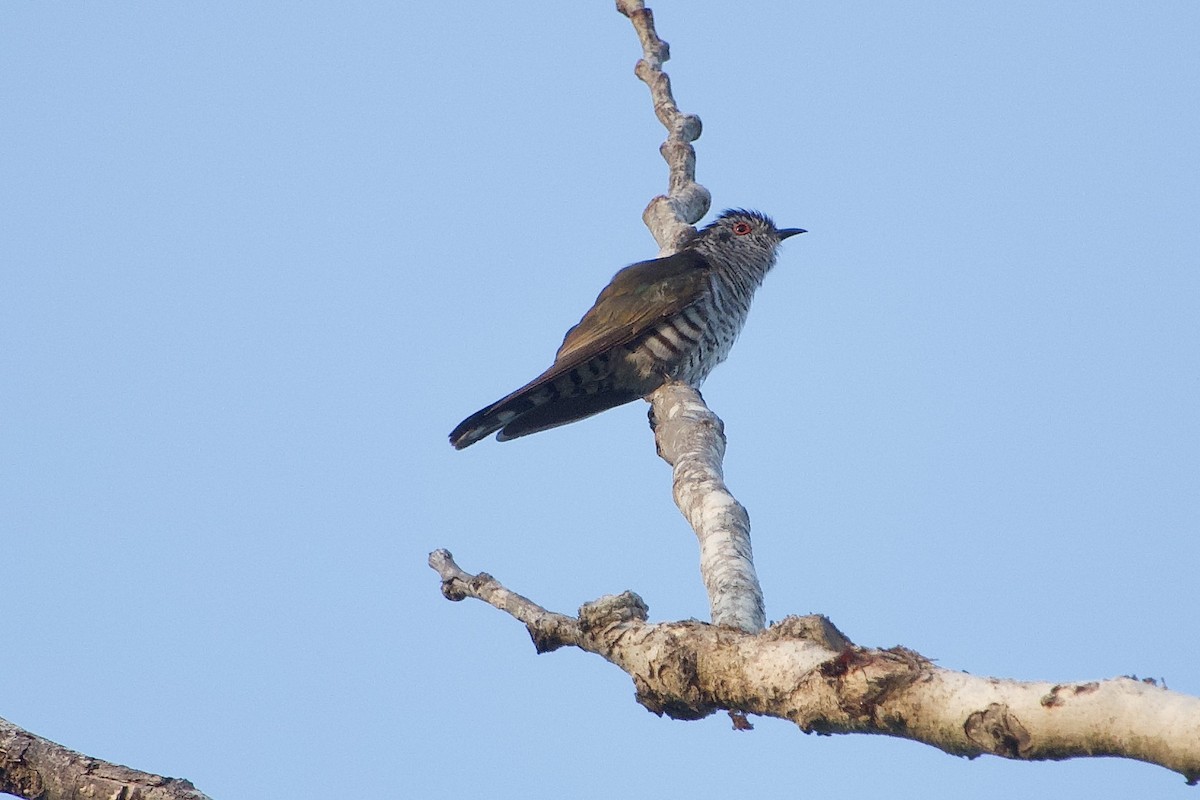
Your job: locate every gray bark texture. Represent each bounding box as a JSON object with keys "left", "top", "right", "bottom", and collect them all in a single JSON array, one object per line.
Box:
[{"left": 0, "top": 716, "right": 213, "bottom": 800}]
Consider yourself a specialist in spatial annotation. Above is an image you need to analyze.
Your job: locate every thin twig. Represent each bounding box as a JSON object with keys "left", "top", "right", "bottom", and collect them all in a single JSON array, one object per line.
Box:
[{"left": 616, "top": 0, "right": 711, "bottom": 252}]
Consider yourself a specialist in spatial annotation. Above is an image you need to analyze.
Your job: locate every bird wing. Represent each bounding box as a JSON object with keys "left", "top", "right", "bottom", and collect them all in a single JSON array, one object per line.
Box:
[
  {"left": 553, "top": 249, "right": 710, "bottom": 366},
  {"left": 447, "top": 250, "right": 710, "bottom": 449}
]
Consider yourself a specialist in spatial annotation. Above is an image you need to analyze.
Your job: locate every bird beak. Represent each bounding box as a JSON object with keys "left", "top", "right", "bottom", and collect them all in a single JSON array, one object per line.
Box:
[{"left": 778, "top": 228, "right": 807, "bottom": 240}]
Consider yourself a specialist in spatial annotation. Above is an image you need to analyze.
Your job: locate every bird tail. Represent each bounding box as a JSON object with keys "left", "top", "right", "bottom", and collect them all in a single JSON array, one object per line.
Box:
[{"left": 449, "top": 375, "right": 639, "bottom": 449}]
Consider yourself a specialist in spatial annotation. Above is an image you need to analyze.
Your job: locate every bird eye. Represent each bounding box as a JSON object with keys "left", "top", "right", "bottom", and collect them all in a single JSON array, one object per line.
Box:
[{"left": 732, "top": 221, "right": 752, "bottom": 236}]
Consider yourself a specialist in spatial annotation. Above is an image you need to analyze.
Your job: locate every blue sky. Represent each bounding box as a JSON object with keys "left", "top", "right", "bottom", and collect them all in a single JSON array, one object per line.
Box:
[{"left": 2, "top": 2, "right": 1197, "bottom": 798}]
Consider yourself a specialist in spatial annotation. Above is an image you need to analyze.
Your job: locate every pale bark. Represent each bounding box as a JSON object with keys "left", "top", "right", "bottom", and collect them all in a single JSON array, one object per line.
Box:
[
  {"left": 0, "top": 716, "right": 213, "bottom": 800},
  {"left": 616, "top": 0, "right": 710, "bottom": 254},
  {"left": 650, "top": 383, "right": 764, "bottom": 630},
  {"left": 618, "top": 0, "right": 766, "bottom": 633},
  {"left": 429, "top": 549, "right": 1200, "bottom": 784}
]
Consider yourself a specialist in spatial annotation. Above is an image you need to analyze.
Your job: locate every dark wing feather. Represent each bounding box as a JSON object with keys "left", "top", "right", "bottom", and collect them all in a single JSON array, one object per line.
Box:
[
  {"left": 448, "top": 250, "right": 710, "bottom": 448},
  {"left": 553, "top": 249, "right": 711, "bottom": 365}
]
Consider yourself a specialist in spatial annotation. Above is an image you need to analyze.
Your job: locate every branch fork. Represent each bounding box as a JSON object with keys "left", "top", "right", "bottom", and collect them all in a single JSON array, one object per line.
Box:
[{"left": 430, "top": 1, "right": 1200, "bottom": 787}]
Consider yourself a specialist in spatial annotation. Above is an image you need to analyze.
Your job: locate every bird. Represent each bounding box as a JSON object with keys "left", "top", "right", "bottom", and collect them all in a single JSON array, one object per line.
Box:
[{"left": 449, "top": 209, "right": 805, "bottom": 449}]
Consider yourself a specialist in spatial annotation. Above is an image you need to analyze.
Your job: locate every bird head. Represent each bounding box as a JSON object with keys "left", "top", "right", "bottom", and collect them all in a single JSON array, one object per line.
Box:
[{"left": 691, "top": 209, "right": 806, "bottom": 262}]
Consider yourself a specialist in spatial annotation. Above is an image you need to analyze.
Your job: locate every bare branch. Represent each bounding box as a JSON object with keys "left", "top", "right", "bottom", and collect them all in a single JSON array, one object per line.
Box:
[
  {"left": 428, "top": 551, "right": 1200, "bottom": 784},
  {"left": 616, "top": 0, "right": 710, "bottom": 253},
  {"left": 0, "top": 716, "right": 212, "bottom": 800},
  {"left": 649, "top": 383, "right": 764, "bottom": 630},
  {"left": 432, "top": 4, "right": 1200, "bottom": 786},
  {"left": 616, "top": 1, "right": 765, "bottom": 633},
  {"left": 430, "top": 548, "right": 584, "bottom": 653}
]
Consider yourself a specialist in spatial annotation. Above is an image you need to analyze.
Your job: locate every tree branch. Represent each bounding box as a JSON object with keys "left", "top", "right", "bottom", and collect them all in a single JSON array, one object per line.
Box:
[
  {"left": 0, "top": 716, "right": 213, "bottom": 800},
  {"left": 432, "top": 1, "right": 1200, "bottom": 785},
  {"left": 428, "top": 549, "right": 1200, "bottom": 784},
  {"left": 616, "top": 0, "right": 710, "bottom": 252},
  {"left": 617, "top": 0, "right": 765, "bottom": 633},
  {"left": 649, "top": 383, "right": 764, "bottom": 630}
]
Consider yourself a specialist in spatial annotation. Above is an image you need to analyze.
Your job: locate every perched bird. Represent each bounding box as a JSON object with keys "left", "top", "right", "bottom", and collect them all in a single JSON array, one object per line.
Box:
[{"left": 449, "top": 209, "right": 805, "bottom": 449}]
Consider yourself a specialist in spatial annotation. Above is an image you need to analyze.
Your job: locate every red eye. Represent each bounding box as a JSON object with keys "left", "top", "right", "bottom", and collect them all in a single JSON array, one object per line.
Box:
[{"left": 732, "top": 221, "right": 752, "bottom": 235}]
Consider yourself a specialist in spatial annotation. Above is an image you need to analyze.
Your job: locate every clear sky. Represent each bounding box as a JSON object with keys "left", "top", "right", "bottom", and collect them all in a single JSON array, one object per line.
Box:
[{"left": 2, "top": 2, "right": 1198, "bottom": 798}]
